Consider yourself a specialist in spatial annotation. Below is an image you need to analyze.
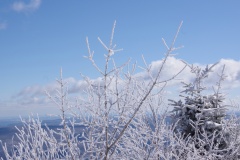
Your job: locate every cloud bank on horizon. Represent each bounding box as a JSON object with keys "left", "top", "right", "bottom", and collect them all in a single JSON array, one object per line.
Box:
[{"left": 1, "top": 57, "right": 238, "bottom": 117}]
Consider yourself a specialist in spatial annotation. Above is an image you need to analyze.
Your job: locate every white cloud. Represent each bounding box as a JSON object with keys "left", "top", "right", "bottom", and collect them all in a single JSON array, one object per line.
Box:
[
  {"left": 9, "top": 57, "right": 189, "bottom": 110},
  {"left": 12, "top": 77, "right": 90, "bottom": 106},
  {"left": 207, "top": 59, "right": 240, "bottom": 90},
  {"left": 135, "top": 56, "right": 193, "bottom": 86},
  {"left": 0, "top": 22, "right": 7, "bottom": 30},
  {"left": 12, "top": 0, "right": 41, "bottom": 12},
  {"left": 9, "top": 58, "right": 240, "bottom": 115},
  {"left": 135, "top": 57, "right": 240, "bottom": 97}
]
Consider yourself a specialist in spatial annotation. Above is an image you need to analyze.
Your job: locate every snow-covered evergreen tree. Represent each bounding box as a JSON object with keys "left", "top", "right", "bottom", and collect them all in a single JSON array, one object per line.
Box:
[{"left": 169, "top": 63, "right": 234, "bottom": 156}]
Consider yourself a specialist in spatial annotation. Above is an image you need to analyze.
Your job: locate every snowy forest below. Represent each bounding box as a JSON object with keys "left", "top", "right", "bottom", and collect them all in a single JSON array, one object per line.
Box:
[{"left": 1, "top": 22, "right": 240, "bottom": 160}]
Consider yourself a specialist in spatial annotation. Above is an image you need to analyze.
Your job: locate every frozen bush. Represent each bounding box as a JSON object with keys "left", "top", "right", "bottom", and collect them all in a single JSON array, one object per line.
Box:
[{"left": 1, "top": 21, "right": 240, "bottom": 160}]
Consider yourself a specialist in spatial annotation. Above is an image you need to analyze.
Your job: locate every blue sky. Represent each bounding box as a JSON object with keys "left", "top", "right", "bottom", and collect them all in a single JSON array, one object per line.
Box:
[{"left": 1, "top": 0, "right": 240, "bottom": 118}]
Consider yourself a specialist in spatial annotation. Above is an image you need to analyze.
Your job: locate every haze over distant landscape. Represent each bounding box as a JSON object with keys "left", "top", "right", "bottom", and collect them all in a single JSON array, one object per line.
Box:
[{"left": 1, "top": 0, "right": 240, "bottom": 118}]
